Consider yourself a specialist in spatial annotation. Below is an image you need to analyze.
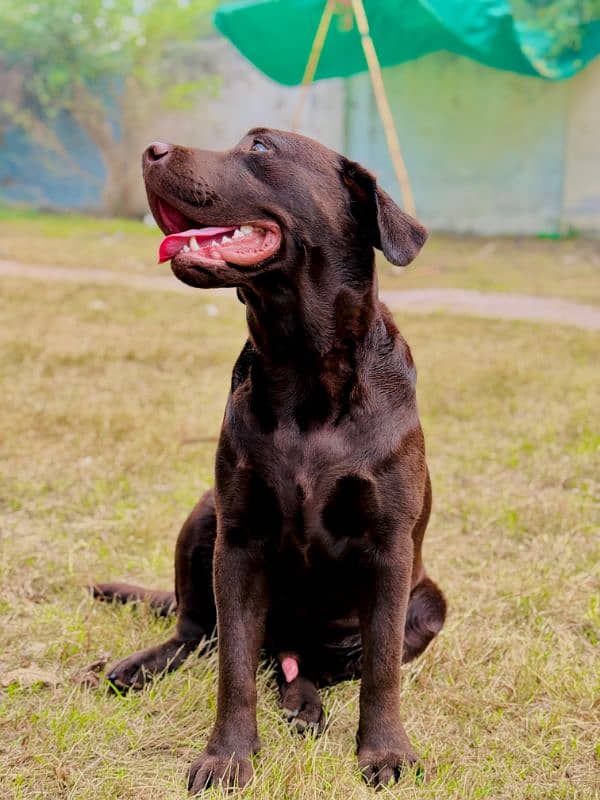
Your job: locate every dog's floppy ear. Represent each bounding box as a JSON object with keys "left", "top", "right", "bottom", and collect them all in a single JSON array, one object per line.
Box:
[{"left": 341, "top": 157, "right": 428, "bottom": 266}]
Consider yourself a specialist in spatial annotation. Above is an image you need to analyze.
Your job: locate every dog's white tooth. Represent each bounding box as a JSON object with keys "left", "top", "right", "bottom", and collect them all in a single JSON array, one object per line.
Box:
[
  {"left": 221, "top": 235, "right": 232, "bottom": 244},
  {"left": 232, "top": 228, "right": 244, "bottom": 239},
  {"left": 189, "top": 236, "right": 200, "bottom": 251},
  {"left": 240, "top": 225, "right": 253, "bottom": 235},
  {"left": 182, "top": 245, "right": 190, "bottom": 252}
]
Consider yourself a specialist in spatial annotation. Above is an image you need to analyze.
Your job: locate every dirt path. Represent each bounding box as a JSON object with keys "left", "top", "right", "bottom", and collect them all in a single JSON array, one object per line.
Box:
[
  {"left": 2, "top": 259, "right": 599, "bottom": 331},
  {"left": 381, "top": 288, "right": 600, "bottom": 330}
]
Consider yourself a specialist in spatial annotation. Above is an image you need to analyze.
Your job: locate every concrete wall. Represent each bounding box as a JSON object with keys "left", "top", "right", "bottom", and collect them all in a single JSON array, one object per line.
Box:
[
  {"left": 346, "top": 52, "right": 568, "bottom": 234},
  {"left": 562, "top": 58, "right": 600, "bottom": 234},
  {"left": 1, "top": 114, "right": 106, "bottom": 211},
  {"left": 159, "top": 40, "right": 344, "bottom": 150},
  {"left": 113, "top": 39, "right": 345, "bottom": 214},
  {"left": 346, "top": 52, "right": 600, "bottom": 235}
]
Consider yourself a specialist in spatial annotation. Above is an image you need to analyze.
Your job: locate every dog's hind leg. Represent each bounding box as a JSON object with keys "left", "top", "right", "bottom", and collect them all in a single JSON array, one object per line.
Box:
[
  {"left": 402, "top": 576, "right": 446, "bottom": 663},
  {"left": 104, "top": 490, "right": 217, "bottom": 690},
  {"left": 401, "top": 469, "right": 447, "bottom": 663},
  {"left": 278, "top": 656, "right": 326, "bottom": 734}
]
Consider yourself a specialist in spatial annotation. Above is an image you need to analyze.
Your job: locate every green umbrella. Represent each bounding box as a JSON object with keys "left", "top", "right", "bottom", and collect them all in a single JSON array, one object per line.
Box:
[{"left": 214, "top": 0, "right": 600, "bottom": 85}]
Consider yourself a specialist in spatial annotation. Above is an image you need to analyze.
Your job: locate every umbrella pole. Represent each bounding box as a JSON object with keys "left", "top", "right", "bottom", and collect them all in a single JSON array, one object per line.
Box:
[
  {"left": 291, "top": 0, "right": 336, "bottom": 132},
  {"left": 292, "top": 0, "right": 416, "bottom": 216},
  {"left": 350, "top": 0, "right": 416, "bottom": 216}
]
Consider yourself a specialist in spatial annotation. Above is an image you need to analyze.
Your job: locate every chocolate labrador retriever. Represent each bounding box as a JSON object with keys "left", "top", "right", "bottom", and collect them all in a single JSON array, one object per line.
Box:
[{"left": 93, "top": 128, "right": 446, "bottom": 793}]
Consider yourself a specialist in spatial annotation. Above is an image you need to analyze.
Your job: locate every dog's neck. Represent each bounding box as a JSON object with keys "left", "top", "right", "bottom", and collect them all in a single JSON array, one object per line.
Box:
[
  {"left": 240, "top": 256, "right": 379, "bottom": 358},
  {"left": 237, "top": 250, "right": 383, "bottom": 426}
]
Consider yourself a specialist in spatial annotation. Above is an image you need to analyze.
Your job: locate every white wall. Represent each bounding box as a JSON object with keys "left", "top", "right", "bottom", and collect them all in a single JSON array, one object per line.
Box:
[
  {"left": 346, "top": 51, "right": 599, "bottom": 235},
  {"left": 121, "top": 38, "right": 345, "bottom": 213},
  {"left": 562, "top": 58, "right": 600, "bottom": 235}
]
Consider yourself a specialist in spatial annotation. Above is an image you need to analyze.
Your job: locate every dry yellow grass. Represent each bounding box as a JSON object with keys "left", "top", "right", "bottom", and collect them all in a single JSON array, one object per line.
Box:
[{"left": 0, "top": 260, "right": 598, "bottom": 799}]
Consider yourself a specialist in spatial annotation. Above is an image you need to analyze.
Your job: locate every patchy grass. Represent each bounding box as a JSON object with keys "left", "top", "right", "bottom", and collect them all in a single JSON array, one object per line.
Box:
[
  {"left": 1, "top": 208, "right": 599, "bottom": 304},
  {"left": 0, "top": 208, "right": 154, "bottom": 275},
  {"left": 0, "top": 274, "right": 598, "bottom": 800}
]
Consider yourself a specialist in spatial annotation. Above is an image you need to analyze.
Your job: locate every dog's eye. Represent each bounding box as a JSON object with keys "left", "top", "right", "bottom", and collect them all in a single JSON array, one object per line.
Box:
[{"left": 250, "top": 140, "right": 269, "bottom": 153}]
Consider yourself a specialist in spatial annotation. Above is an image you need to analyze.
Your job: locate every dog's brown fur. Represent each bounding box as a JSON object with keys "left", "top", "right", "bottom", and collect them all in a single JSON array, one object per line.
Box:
[{"left": 93, "top": 129, "right": 446, "bottom": 793}]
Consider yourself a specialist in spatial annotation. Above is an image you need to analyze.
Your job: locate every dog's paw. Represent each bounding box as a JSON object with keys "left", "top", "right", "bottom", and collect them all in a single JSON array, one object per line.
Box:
[
  {"left": 105, "top": 639, "right": 194, "bottom": 691},
  {"left": 358, "top": 746, "right": 418, "bottom": 788},
  {"left": 106, "top": 652, "right": 152, "bottom": 691},
  {"left": 187, "top": 751, "right": 252, "bottom": 794},
  {"left": 281, "top": 676, "right": 325, "bottom": 734}
]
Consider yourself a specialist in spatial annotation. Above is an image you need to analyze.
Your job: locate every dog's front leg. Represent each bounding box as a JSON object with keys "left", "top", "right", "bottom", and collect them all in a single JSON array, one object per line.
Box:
[
  {"left": 188, "top": 537, "right": 267, "bottom": 794},
  {"left": 357, "top": 534, "right": 418, "bottom": 788}
]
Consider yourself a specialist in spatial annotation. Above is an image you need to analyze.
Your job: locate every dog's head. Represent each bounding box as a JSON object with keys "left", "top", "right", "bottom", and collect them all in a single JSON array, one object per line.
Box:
[{"left": 143, "top": 128, "right": 427, "bottom": 289}]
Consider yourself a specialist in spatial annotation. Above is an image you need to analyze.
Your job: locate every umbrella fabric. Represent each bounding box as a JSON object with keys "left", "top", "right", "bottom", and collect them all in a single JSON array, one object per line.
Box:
[{"left": 214, "top": 0, "right": 600, "bottom": 84}]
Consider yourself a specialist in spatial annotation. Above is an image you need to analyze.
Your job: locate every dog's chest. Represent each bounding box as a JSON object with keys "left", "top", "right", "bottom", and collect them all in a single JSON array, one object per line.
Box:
[
  {"left": 244, "top": 420, "right": 393, "bottom": 557},
  {"left": 253, "top": 421, "right": 364, "bottom": 490}
]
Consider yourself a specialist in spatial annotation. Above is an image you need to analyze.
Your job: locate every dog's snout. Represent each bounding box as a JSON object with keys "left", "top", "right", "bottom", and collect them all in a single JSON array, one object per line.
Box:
[{"left": 145, "top": 141, "right": 172, "bottom": 164}]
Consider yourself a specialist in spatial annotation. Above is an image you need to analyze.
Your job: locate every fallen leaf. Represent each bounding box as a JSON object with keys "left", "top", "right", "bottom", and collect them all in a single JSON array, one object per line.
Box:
[{"left": 1, "top": 664, "right": 60, "bottom": 689}]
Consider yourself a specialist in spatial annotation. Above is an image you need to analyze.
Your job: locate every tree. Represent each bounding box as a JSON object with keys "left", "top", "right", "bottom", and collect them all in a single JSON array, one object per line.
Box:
[{"left": 0, "top": 0, "right": 217, "bottom": 214}]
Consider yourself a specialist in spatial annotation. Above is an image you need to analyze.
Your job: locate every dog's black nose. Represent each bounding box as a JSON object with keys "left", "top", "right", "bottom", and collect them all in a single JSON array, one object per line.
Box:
[{"left": 145, "top": 141, "right": 172, "bottom": 163}]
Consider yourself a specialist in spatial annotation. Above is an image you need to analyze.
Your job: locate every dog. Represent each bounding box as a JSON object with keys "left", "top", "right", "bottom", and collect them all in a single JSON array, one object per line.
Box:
[{"left": 93, "top": 128, "right": 447, "bottom": 793}]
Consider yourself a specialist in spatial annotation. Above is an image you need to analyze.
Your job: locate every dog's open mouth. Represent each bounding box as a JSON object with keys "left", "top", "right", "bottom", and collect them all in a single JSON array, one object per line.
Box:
[{"left": 153, "top": 198, "right": 281, "bottom": 269}]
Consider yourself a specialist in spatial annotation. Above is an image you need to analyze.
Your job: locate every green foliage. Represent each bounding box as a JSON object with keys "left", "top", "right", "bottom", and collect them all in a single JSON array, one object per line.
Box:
[
  {"left": 0, "top": 0, "right": 217, "bottom": 155},
  {"left": 0, "top": 0, "right": 218, "bottom": 212},
  {"left": 0, "top": 0, "right": 216, "bottom": 113},
  {"left": 162, "top": 75, "right": 222, "bottom": 109},
  {"left": 512, "top": 0, "right": 600, "bottom": 52}
]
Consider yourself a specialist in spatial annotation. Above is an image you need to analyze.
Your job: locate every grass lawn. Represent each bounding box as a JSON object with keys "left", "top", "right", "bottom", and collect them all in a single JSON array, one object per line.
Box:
[
  {"left": 1, "top": 208, "right": 599, "bottom": 305},
  {"left": 0, "top": 268, "right": 598, "bottom": 800}
]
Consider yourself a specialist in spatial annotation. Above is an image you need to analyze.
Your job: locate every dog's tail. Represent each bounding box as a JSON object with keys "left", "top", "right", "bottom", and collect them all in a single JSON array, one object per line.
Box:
[
  {"left": 90, "top": 582, "right": 176, "bottom": 617},
  {"left": 402, "top": 576, "right": 447, "bottom": 663}
]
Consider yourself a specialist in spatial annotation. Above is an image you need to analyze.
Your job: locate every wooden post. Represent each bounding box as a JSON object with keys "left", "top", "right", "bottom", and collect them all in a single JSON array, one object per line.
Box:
[
  {"left": 291, "top": 0, "right": 336, "bottom": 131},
  {"left": 351, "top": 0, "right": 416, "bottom": 216},
  {"left": 292, "top": 0, "right": 417, "bottom": 215}
]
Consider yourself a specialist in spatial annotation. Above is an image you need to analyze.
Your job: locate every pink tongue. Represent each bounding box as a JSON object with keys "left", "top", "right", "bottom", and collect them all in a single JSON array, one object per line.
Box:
[
  {"left": 281, "top": 656, "right": 299, "bottom": 683},
  {"left": 158, "top": 227, "right": 235, "bottom": 263}
]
